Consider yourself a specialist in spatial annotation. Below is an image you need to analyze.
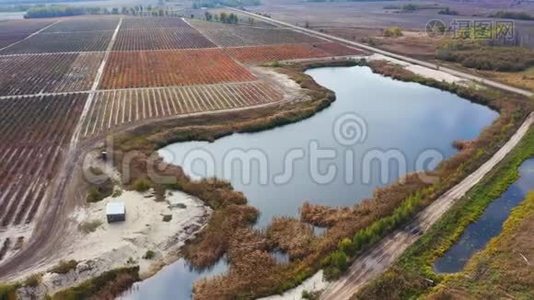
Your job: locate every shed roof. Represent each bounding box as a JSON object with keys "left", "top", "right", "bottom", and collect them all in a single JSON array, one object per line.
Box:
[{"left": 106, "top": 202, "right": 125, "bottom": 215}]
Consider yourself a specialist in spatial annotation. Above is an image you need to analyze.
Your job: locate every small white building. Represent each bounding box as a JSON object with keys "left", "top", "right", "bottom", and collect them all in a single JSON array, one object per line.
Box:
[{"left": 106, "top": 202, "right": 126, "bottom": 223}]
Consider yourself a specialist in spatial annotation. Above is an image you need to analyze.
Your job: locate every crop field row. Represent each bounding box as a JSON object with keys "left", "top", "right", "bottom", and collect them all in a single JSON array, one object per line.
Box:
[
  {"left": 190, "top": 19, "right": 323, "bottom": 47},
  {"left": 121, "top": 16, "right": 194, "bottom": 30},
  {"left": 113, "top": 27, "right": 215, "bottom": 51},
  {"left": 224, "top": 42, "right": 362, "bottom": 64},
  {"left": 0, "top": 30, "right": 113, "bottom": 54},
  {"left": 43, "top": 16, "right": 120, "bottom": 33},
  {"left": 0, "top": 19, "right": 54, "bottom": 49},
  {"left": 100, "top": 49, "right": 255, "bottom": 89},
  {"left": 0, "top": 52, "right": 103, "bottom": 96},
  {"left": 0, "top": 94, "right": 85, "bottom": 228},
  {"left": 82, "top": 81, "right": 282, "bottom": 137}
]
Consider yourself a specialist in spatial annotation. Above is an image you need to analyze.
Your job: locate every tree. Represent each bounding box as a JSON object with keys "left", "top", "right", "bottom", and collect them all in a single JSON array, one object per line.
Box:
[{"left": 205, "top": 11, "right": 213, "bottom": 21}]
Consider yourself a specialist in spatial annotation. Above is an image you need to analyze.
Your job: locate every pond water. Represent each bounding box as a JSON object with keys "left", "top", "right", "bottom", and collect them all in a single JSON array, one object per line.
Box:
[
  {"left": 434, "top": 158, "right": 534, "bottom": 274},
  {"left": 120, "top": 65, "right": 498, "bottom": 299}
]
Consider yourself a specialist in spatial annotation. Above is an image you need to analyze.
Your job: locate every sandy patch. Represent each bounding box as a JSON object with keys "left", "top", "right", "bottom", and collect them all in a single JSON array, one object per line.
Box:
[
  {"left": 368, "top": 53, "right": 466, "bottom": 85},
  {"left": 251, "top": 66, "right": 311, "bottom": 102},
  {"left": 258, "top": 270, "right": 327, "bottom": 300},
  {"left": 17, "top": 189, "right": 210, "bottom": 298}
]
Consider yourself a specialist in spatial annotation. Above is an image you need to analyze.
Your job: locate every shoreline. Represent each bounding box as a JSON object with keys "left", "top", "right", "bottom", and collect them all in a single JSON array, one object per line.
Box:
[{"left": 2, "top": 56, "right": 531, "bottom": 299}]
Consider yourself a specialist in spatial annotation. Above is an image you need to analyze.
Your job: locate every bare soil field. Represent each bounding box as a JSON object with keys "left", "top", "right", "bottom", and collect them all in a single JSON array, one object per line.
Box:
[
  {"left": 0, "top": 94, "right": 85, "bottom": 262},
  {"left": 99, "top": 49, "right": 257, "bottom": 89},
  {"left": 190, "top": 19, "right": 323, "bottom": 47},
  {"left": 251, "top": 0, "right": 534, "bottom": 47},
  {"left": 0, "top": 53, "right": 103, "bottom": 96}
]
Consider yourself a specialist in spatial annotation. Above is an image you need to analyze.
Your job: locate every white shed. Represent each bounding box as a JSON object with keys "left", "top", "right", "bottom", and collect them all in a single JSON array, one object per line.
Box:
[{"left": 106, "top": 202, "right": 126, "bottom": 223}]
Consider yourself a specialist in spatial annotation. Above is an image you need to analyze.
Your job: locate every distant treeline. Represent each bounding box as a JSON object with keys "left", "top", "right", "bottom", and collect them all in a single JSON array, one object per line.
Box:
[
  {"left": 192, "top": 0, "right": 260, "bottom": 9},
  {"left": 490, "top": 11, "right": 534, "bottom": 21},
  {"left": 204, "top": 11, "right": 239, "bottom": 24},
  {"left": 24, "top": 5, "right": 105, "bottom": 18}
]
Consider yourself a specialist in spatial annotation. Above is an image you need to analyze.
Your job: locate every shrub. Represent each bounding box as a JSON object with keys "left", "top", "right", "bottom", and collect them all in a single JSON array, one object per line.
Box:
[
  {"left": 132, "top": 178, "right": 151, "bottom": 192},
  {"left": 49, "top": 260, "right": 78, "bottom": 274},
  {"left": 51, "top": 267, "right": 140, "bottom": 300},
  {"left": 78, "top": 220, "right": 102, "bottom": 234},
  {"left": 162, "top": 214, "right": 172, "bottom": 222},
  {"left": 322, "top": 250, "right": 349, "bottom": 279},
  {"left": 384, "top": 26, "right": 403, "bottom": 38},
  {"left": 23, "top": 274, "right": 42, "bottom": 287},
  {"left": 86, "top": 178, "right": 113, "bottom": 203},
  {"left": 142, "top": 250, "right": 155, "bottom": 260}
]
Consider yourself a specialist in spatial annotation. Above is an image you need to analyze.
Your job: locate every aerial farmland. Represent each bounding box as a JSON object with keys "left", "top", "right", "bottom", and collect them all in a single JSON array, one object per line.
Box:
[
  {"left": 0, "top": 11, "right": 364, "bottom": 299},
  {"left": 1, "top": 1, "right": 533, "bottom": 299}
]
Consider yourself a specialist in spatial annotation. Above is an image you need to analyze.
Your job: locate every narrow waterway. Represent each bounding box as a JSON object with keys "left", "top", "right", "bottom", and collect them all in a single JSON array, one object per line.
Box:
[
  {"left": 434, "top": 158, "right": 534, "bottom": 273},
  {"left": 120, "top": 65, "right": 498, "bottom": 299}
]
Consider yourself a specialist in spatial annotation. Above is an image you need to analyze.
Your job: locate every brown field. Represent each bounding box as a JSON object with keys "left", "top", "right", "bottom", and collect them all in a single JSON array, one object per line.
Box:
[
  {"left": 0, "top": 52, "right": 103, "bottom": 96},
  {"left": 225, "top": 42, "right": 361, "bottom": 63},
  {"left": 190, "top": 19, "right": 322, "bottom": 47},
  {"left": 100, "top": 49, "right": 256, "bottom": 89},
  {"left": 82, "top": 81, "right": 283, "bottom": 137}
]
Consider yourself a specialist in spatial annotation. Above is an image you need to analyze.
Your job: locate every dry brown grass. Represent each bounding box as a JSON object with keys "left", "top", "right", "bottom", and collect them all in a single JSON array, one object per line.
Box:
[
  {"left": 480, "top": 67, "right": 534, "bottom": 92},
  {"left": 107, "top": 59, "right": 532, "bottom": 299},
  {"left": 266, "top": 217, "right": 316, "bottom": 260}
]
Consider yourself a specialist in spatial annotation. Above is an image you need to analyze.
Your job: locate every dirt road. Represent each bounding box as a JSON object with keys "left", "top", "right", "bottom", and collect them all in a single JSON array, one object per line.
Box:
[
  {"left": 319, "top": 112, "right": 534, "bottom": 299},
  {"left": 230, "top": 8, "right": 533, "bottom": 98},
  {"left": 229, "top": 9, "right": 534, "bottom": 298}
]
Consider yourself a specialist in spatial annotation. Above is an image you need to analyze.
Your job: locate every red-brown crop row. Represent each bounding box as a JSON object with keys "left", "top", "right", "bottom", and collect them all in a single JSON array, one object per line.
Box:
[
  {"left": 82, "top": 81, "right": 282, "bottom": 137},
  {"left": 225, "top": 42, "right": 362, "bottom": 64},
  {"left": 0, "top": 94, "right": 85, "bottom": 228},
  {"left": 99, "top": 49, "right": 256, "bottom": 89},
  {"left": 0, "top": 30, "right": 112, "bottom": 54},
  {"left": 190, "top": 19, "right": 323, "bottom": 47},
  {"left": 0, "top": 52, "right": 103, "bottom": 96},
  {"left": 113, "top": 27, "right": 215, "bottom": 51},
  {"left": 224, "top": 43, "right": 328, "bottom": 63}
]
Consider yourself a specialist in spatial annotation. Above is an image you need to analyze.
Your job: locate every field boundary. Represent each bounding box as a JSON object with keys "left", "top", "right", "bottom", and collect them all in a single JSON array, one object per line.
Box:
[
  {"left": 230, "top": 8, "right": 533, "bottom": 98},
  {"left": 0, "top": 20, "right": 61, "bottom": 53},
  {"left": 70, "top": 17, "right": 123, "bottom": 147}
]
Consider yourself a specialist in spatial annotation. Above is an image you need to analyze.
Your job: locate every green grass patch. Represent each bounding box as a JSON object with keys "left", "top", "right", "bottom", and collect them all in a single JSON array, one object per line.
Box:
[
  {"left": 49, "top": 260, "right": 78, "bottom": 274},
  {"left": 0, "top": 283, "right": 19, "bottom": 300},
  {"left": 356, "top": 127, "right": 534, "bottom": 299},
  {"left": 51, "top": 267, "right": 139, "bottom": 300}
]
